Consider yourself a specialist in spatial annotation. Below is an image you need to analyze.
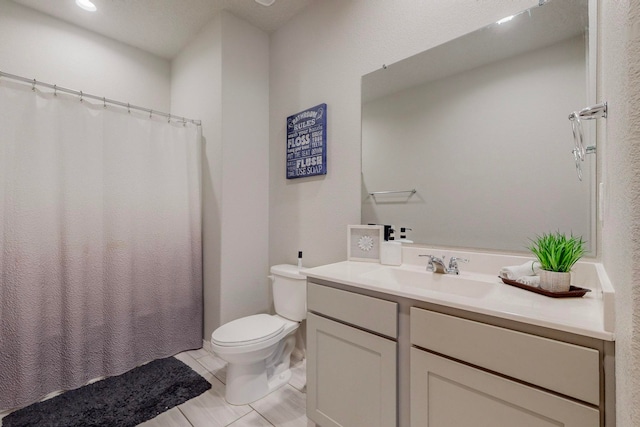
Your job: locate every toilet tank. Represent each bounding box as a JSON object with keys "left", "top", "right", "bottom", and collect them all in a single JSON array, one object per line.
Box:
[{"left": 271, "top": 264, "right": 307, "bottom": 321}]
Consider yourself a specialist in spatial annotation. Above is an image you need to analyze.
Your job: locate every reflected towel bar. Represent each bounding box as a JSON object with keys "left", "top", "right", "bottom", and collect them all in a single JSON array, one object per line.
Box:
[{"left": 369, "top": 189, "right": 417, "bottom": 196}]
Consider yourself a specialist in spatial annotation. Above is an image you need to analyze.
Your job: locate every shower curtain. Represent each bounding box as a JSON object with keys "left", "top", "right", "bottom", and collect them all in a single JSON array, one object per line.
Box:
[{"left": 0, "top": 81, "right": 203, "bottom": 411}]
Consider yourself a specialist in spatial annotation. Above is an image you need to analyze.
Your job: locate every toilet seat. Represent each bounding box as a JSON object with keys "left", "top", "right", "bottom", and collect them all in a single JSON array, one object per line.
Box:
[{"left": 212, "top": 314, "right": 285, "bottom": 347}]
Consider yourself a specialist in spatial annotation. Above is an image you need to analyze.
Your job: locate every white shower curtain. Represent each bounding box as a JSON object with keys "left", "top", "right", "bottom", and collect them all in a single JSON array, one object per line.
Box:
[{"left": 0, "top": 81, "right": 203, "bottom": 411}]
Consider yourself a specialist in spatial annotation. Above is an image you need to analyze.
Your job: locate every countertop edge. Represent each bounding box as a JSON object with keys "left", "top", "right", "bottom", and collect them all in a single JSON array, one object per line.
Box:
[{"left": 303, "top": 261, "right": 615, "bottom": 342}]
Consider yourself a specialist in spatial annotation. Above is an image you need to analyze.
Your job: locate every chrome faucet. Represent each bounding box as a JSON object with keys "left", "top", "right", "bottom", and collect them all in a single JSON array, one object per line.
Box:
[
  {"left": 420, "top": 255, "right": 448, "bottom": 273},
  {"left": 419, "top": 255, "right": 469, "bottom": 275}
]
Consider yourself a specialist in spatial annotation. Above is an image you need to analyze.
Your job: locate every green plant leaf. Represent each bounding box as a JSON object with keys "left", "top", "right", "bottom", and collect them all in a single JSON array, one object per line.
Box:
[{"left": 528, "top": 231, "right": 585, "bottom": 272}]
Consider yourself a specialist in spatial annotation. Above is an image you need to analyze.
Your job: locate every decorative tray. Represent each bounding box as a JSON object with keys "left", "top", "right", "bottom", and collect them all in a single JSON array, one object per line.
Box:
[{"left": 500, "top": 277, "right": 592, "bottom": 298}]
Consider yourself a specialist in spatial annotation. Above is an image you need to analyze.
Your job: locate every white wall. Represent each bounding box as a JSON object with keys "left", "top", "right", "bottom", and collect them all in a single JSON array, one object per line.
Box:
[
  {"left": 268, "top": 0, "right": 537, "bottom": 267},
  {"left": 362, "top": 36, "right": 590, "bottom": 252},
  {"left": 219, "top": 12, "right": 270, "bottom": 328},
  {"left": 0, "top": 0, "right": 171, "bottom": 111},
  {"left": 171, "top": 13, "right": 224, "bottom": 339},
  {"left": 172, "top": 11, "right": 270, "bottom": 338},
  {"left": 600, "top": 1, "right": 640, "bottom": 426}
]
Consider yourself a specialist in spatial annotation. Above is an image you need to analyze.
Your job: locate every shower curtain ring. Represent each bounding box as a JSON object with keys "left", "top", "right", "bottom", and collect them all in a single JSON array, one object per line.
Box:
[
  {"left": 168, "top": 114, "right": 171, "bottom": 123},
  {"left": 32, "top": 79, "right": 36, "bottom": 91},
  {"left": 53, "top": 85, "right": 57, "bottom": 96},
  {"left": 103, "top": 97, "right": 107, "bottom": 108},
  {"left": 127, "top": 103, "right": 131, "bottom": 114},
  {"left": 80, "top": 91, "right": 83, "bottom": 102}
]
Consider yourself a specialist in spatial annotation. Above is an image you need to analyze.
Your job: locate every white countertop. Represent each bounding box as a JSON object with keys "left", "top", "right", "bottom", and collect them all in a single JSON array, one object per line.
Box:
[{"left": 303, "top": 260, "right": 615, "bottom": 341}]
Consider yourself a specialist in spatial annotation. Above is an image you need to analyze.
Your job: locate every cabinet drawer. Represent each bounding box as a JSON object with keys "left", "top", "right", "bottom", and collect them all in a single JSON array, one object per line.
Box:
[
  {"left": 308, "top": 282, "right": 398, "bottom": 338},
  {"left": 410, "top": 307, "right": 600, "bottom": 405}
]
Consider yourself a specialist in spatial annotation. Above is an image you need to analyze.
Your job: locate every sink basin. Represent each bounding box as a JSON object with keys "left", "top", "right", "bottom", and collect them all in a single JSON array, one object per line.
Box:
[{"left": 360, "top": 267, "right": 496, "bottom": 298}]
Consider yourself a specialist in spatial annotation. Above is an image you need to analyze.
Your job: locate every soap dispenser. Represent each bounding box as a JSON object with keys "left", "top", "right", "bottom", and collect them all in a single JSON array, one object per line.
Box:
[
  {"left": 398, "top": 227, "right": 413, "bottom": 244},
  {"left": 380, "top": 226, "right": 402, "bottom": 266}
]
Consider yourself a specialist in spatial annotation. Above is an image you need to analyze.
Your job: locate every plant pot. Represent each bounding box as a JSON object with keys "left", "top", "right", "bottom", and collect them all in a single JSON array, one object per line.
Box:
[{"left": 539, "top": 270, "right": 571, "bottom": 293}]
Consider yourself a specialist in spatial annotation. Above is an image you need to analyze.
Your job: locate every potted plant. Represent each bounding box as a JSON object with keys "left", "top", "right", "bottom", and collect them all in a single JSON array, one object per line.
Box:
[{"left": 528, "top": 232, "right": 586, "bottom": 292}]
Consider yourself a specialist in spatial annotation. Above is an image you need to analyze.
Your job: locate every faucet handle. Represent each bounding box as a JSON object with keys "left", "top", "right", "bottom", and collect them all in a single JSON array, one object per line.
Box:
[
  {"left": 419, "top": 254, "right": 445, "bottom": 261},
  {"left": 419, "top": 254, "right": 436, "bottom": 271},
  {"left": 448, "top": 257, "right": 469, "bottom": 274}
]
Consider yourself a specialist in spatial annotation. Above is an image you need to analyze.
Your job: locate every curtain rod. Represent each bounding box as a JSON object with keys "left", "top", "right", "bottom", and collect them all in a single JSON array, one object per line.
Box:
[{"left": 0, "top": 70, "right": 202, "bottom": 126}]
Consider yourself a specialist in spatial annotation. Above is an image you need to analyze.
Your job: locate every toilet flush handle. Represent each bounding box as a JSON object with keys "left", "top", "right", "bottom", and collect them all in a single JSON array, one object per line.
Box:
[{"left": 267, "top": 275, "right": 275, "bottom": 282}]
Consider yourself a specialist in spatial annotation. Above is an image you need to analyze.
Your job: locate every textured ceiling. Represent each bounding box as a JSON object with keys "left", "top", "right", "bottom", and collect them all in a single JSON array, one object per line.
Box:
[{"left": 10, "top": 0, "right": 315, "bottom": 59}]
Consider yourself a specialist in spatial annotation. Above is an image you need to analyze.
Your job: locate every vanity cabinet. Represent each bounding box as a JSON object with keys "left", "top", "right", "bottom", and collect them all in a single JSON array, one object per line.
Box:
[
  {"left": 410, "top": 308, "right": 600, "bottom": 427},
  {"left": 305, "top": 277, "right": 614, "bottom": 427},
  {"left": 306, "top": 282, "right": 398, "bottom": 427}
]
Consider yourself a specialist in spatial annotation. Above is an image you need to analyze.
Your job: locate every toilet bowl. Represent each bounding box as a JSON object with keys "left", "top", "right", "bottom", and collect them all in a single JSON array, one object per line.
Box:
[{"left": 210, "top": 265, "right": 307, "bottom": 405}]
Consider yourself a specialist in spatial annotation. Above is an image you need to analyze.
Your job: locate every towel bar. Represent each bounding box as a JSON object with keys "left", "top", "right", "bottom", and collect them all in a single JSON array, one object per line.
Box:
[{"left": 369, "top": 189, "right": 416, "bottom": 196}]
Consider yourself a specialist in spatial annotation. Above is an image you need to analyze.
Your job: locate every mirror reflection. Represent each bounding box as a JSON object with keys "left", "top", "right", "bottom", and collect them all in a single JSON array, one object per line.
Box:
[{"left": 361, "top": 0, "right": 594, "bottom": 253}]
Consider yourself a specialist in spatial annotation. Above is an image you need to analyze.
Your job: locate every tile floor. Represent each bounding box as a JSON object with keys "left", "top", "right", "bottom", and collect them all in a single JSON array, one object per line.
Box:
[
  {"left": 140, "top": 347, "right": 314, "bottom": 427},
  {"left": 1, "top": 347, "right": 314, "bottom": 427}
]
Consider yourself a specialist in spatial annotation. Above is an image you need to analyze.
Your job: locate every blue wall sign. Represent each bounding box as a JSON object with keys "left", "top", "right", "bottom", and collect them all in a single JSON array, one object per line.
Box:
[{"left": 286, "top": 103, "right": 327, "bottom": 179}]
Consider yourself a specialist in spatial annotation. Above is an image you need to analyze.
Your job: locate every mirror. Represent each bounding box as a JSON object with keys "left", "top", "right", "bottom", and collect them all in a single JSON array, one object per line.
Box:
[{"left": 361, "top": 0, "right": 595, "bottom": 253}]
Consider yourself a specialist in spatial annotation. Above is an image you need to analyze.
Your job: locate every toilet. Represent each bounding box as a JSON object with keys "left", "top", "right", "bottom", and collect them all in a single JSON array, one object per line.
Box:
[{"left": 210, "top": 264, "right": 307, "bottom": 405}]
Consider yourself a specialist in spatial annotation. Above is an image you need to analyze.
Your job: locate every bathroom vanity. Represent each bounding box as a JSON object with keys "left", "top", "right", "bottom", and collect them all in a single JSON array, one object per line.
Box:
[
  {"left": 320, "top": 0, "right": 610, "bottom": 424},
  {"left": 303, "top": 249, "right": 615, "bottom": 427}
]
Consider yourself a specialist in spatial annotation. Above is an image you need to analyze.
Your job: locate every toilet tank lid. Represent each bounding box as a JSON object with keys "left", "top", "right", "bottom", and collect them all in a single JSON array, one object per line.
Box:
[{"left": 270, "top": 264, "right": 307, "bottom": 280}]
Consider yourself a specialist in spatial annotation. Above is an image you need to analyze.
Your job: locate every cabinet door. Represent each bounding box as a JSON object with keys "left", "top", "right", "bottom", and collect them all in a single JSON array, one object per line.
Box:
[
  {"left": 307, "top": 312, "right": 397, "bottom": 427},
  {"left": 411, "top": 348, "right": 599, "bottom": 427}
]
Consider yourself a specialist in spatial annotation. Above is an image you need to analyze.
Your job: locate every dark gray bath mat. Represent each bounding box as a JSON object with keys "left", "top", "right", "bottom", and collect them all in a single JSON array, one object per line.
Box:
[{"left": 3, "top": 356, "right": 211, "bottom": 427}]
